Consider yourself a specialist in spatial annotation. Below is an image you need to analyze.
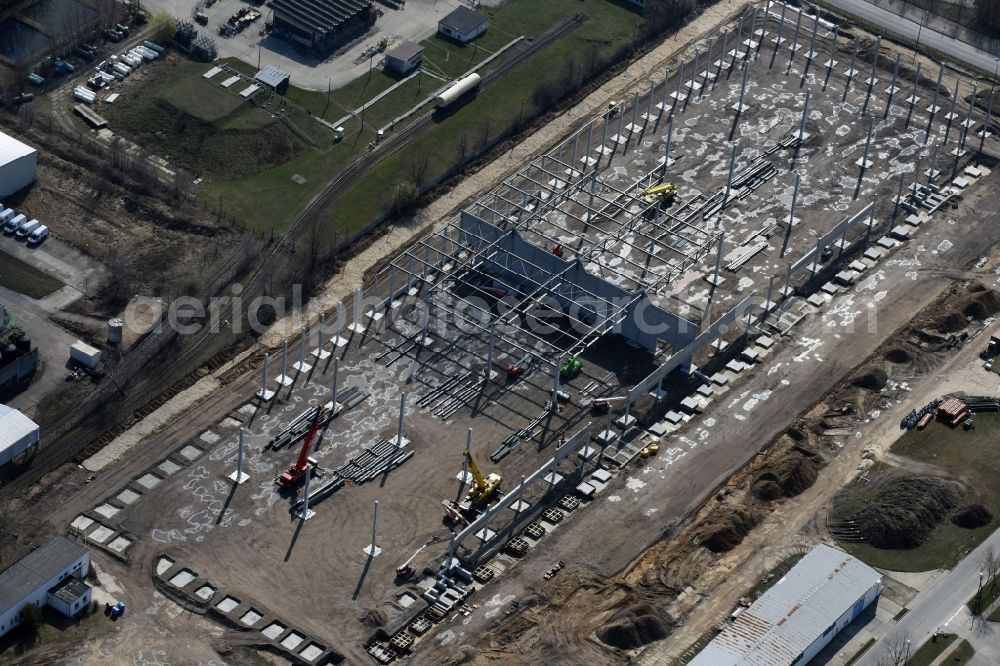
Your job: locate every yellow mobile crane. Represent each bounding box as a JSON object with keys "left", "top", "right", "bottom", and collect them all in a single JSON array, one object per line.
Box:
[
  {"left": 442, "top": 450, "right": 502, "bottom": 525},
  {"left": 464, "top": 450, "right": 502, "bottom": 506}
]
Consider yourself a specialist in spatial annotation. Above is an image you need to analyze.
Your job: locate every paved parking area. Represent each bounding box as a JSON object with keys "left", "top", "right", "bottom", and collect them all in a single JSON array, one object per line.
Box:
[{"left": 141, "top": 0, "right": 466, "bottom": 90}]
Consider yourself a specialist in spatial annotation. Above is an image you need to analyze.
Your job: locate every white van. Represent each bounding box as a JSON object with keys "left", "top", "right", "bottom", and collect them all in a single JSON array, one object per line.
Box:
[
  {"left": 15, "top": 218, "right": 40, "bottom": 240},
  {"left": 0, "top": 208, "right": 13, "bottom": 226},
  {"left": 4, "top": 213, "right": 26, "bottom": 234},
  {"left": 27, "top": 225, "right": 48, "bottom": 245}
]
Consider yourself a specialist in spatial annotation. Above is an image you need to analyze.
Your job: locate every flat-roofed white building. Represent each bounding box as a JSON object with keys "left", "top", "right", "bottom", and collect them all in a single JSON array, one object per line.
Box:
[
  {"left": 0, "top": 403, "right": 39, "bottom": 466},
  {"left": 690, "top": 544, "right": 882, "bottom": 666},
  {"left": 0, "top": 132, "right": 37, "bottom": 197},
  {"left": 0, "top": 536, "right": 92, "bottom": 638}
]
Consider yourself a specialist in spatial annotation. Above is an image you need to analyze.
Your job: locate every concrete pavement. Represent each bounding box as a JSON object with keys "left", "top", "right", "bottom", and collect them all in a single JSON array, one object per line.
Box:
[
  {"left": 814, "top": 0, "right": 1000, "bottom": 76},
  {"left": 856, "top": 527, "right": 1000, "bottom": 665}
]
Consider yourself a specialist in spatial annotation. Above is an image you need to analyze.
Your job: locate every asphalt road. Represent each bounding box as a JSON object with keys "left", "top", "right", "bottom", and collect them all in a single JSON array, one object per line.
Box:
[
  {"left": 857, "top": 527, "right": 1000, "bottom": 665},
  {"left": 815, "top": 0, "right": 1000, "bottom": 75}
]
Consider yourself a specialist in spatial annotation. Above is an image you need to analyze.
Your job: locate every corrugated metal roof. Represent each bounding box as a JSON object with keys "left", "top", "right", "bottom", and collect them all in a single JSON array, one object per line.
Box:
[
  {"left": 690, "top": 544, "right": 882, "bottom": 666},
  {"left": 0, "top": 403, "right": 39, "bottom": 454},
  {"left": 0, "top": 132, "right": 36, "bottom": 167},
  {"left": 255, "top": 64, "right": 290, "bottom": 89},
  {"left": 0, "top": 536, "right": 88, "bottom": 612}
]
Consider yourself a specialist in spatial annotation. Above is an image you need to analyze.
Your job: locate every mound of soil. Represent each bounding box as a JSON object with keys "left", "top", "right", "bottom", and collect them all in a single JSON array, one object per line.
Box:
[
  {"left": 752, "top": 452, "right": 820, "bottom": 501},
  {"left": 701, "top": 508, "right": 757, "bottom": 553},
  {"left": 886, "top": 348, "right": 912, "bottom": 363},
  {"left": 936, "top": 310, "right": 968, "bottom": 333},
  {"left": 359, "top": 608, "right": 387, "bottom": 628},
  {"left": 959, "top": 284, "right": 1000, "bottom": 321},
  {"left": 855, "top": 476, "right": 964, "bottom": 549},
  {"left": 952, "top": 504, "right": 993, "bottom": 529},
  {"left": 597, "top": 604, "right": 671, "bottom": 650},
  {"left": 853, "top": 367, "right": 888, "bottom": 391}
]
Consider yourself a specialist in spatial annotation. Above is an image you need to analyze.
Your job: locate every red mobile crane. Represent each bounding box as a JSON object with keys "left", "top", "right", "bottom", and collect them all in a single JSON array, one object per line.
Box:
[{"left": 277, "top": 416, "right": 323, "bottom": 488}]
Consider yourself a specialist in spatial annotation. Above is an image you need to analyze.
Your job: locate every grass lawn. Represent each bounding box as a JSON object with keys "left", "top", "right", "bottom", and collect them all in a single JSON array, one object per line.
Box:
[
  {"left": 836, "top": 414, "right": 1000, "bottom": 571},
  {"left": 111, "top": 0, "right": 641, "bottom": 240},
  {"left": 908, "top": 633, "right": 958, "bottom": 666},
  {"left": 948, "top": 639, "right": 976, "bottom": 663},
  {"left": 989, "top": 601, "right": 1000, "bottom": 622},
  {"left": 0, "top": 248, "right": 64, "bottom": 299},
  {"left": 967, "top": 574, "right": 1000, "bottom": 614},
  {"left": 321, "top": 0, "right": 642, "bottom": 247}
]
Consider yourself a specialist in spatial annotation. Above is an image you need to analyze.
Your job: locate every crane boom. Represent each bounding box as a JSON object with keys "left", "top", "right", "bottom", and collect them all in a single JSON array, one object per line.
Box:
[{"left": 464, "top": 450, "right": 487, "bottom": 488}]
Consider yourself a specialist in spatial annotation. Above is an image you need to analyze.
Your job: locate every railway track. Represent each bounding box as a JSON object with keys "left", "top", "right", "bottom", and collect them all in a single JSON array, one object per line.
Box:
[{"left": 3, "top": 13, "right": 590, "bottom": 492}]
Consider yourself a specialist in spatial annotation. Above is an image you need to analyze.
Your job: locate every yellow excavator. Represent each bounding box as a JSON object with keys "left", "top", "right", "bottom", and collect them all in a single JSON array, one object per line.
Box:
[
  {"left": 642, "top": 182, "right": 677, "bottom": 205},
  {"left": 605, "top": 99, "right": 625, "bottom": 118}
]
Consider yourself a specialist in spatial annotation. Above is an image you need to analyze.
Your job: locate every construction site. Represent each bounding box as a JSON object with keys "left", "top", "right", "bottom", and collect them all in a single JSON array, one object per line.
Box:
[{"left": 3, "top": 1, "right": 1000, "bottom": 664}]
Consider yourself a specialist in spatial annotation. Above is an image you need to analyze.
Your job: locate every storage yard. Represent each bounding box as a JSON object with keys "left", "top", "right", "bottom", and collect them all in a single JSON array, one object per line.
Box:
[{"left": 3, "top": 1, "right": 1000, "bottom": 664}]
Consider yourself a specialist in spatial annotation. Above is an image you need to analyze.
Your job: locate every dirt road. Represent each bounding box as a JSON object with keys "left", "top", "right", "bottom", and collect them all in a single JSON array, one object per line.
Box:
[{"left": 438, "top": 171, "right": 1000, "bottom": 663}]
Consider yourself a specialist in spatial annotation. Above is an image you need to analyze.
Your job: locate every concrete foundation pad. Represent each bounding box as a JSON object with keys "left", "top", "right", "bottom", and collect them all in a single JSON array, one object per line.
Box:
[
  {"left": 311, "top": 348, "right": 332, "bottom": 360},
  {"left": 156, "top": 556, "right": 174, "bottom": 576},
  {"left": 94, "top": 504, "right": 120, "bottom": 519},
  {"left": 347, "top": 322, "right": 366, "bottom": 334},
  {"left": 178, "top": 445, "right": 203, "bottom": 462},
  {"left": 236, "top": 403, "right": 257, "bottom": 418},
  {"left": 169, "top": 569, "right": 196, "bottom": 588},
  {"left": 71, "top": 515, "right": 95, "bottom": 532},
  {"left": 88, "top": 525, "right": 115, "bottom": 544},
  {"left": 926, "top": 104, "right": 941, "bottom": 113},
  {"left": 594, "top": 429, "right": 618, "bottom": 446},
  {"left": 228, "top": 470, "right": 250, "bottom": 485},
  {"left": 299, "top": 644, "right": 325, "bottom": 662},
  {"left": 331, "top": 335, "right": 349, "bottom": 348},
  {"left": 822, "top": 59, "right": 838, "bottom": 68},
  {"left": 157, "top": 459, "right": 181, "bottom": 476},
  {"left": 291, "top": 361, "right": 313, "bottom": 373},
  {"left": 256, "top": 388, "right": 276, "bottom": 402},
  {"left": 218, "top": 417, "right": 241, "bottom": 429},
  {"left": 240, "top": 609, "right": 263, "bottom": 626},
  {"left": 855, "top": 158, "right": 873, "bottom": 168},
  {"left": 474, "top": 528, "right": 496, "bottom": 542},
  {"left": 136, "top": 473, "right": 163, "bottom": 490},
  {"left": 275, "top": 374, "right": 294, "bottom": 386},
  {"left": 195, "top": 585, "right": 216, "bottom": 601},
  {"left": 455, "top": 470, "right": 473, "bottom": 484},
  {"left": 107, "top": 536, "right": 132, "bottom": 553},
  {"left": 509, "top": 499, "right": 531, "bottom": 512},
  {"left": 261, "top": 621, "right": 285, "bottom": 640},
  {"left": 545, "top": 471, "right": 564, "bottom": 486},
  {"left": 577, "top": 445, "right": 598, "bottom": 461},
  {"left": 217, "top": 596, "right": 241, "bottom": 613},
  {"left": 199, "top": 430, "right": 220, "bottom": 444},
  {"left": 363, "top": 544, "right": 382, "bottom": 557},
  {"left": 615, "top": 414, "right": 636, "bottom": 429}
]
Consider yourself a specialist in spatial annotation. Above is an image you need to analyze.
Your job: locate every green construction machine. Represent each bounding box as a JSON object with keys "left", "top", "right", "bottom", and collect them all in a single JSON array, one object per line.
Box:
[{"left": 560, "top": 356, "right": 582, "bottom": 378}]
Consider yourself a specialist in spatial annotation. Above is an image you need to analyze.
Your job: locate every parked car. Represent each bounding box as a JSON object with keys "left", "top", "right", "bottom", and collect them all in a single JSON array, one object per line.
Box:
[
  {"left": 26, "top": 224, "right": 48, "bottom": 245},
  {"left": 15, "top": 218, "right": 40, "bottom": 240}
]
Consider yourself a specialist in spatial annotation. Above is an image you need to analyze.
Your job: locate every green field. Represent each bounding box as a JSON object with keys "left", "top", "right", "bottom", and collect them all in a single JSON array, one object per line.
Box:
[
  {"left": 908, "top": 633, "right": 959, "bottom": 666},
  {"left": 0, "top": 248, "right": 64, "bottom": 299},
  {"left": 168, "top": 0, "right": 637, "bottom": 242},
  {"left": 837, "top": 414, "right": 1000, "bottom": 571},
  {"left": 106, "top": 1, "right": 643, "bottom": 243}
]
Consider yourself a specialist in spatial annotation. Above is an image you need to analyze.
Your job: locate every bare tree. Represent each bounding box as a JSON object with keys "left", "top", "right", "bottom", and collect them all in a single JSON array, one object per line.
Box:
[
  {"left": 874, "top": 632, "right": 912, "bottom": 666},
  {"left": 407, "top": 154, "right": 430, "bottom": 188},
  {"left": 980, "top": 547, "right": 1000, "bottom": 595}
]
